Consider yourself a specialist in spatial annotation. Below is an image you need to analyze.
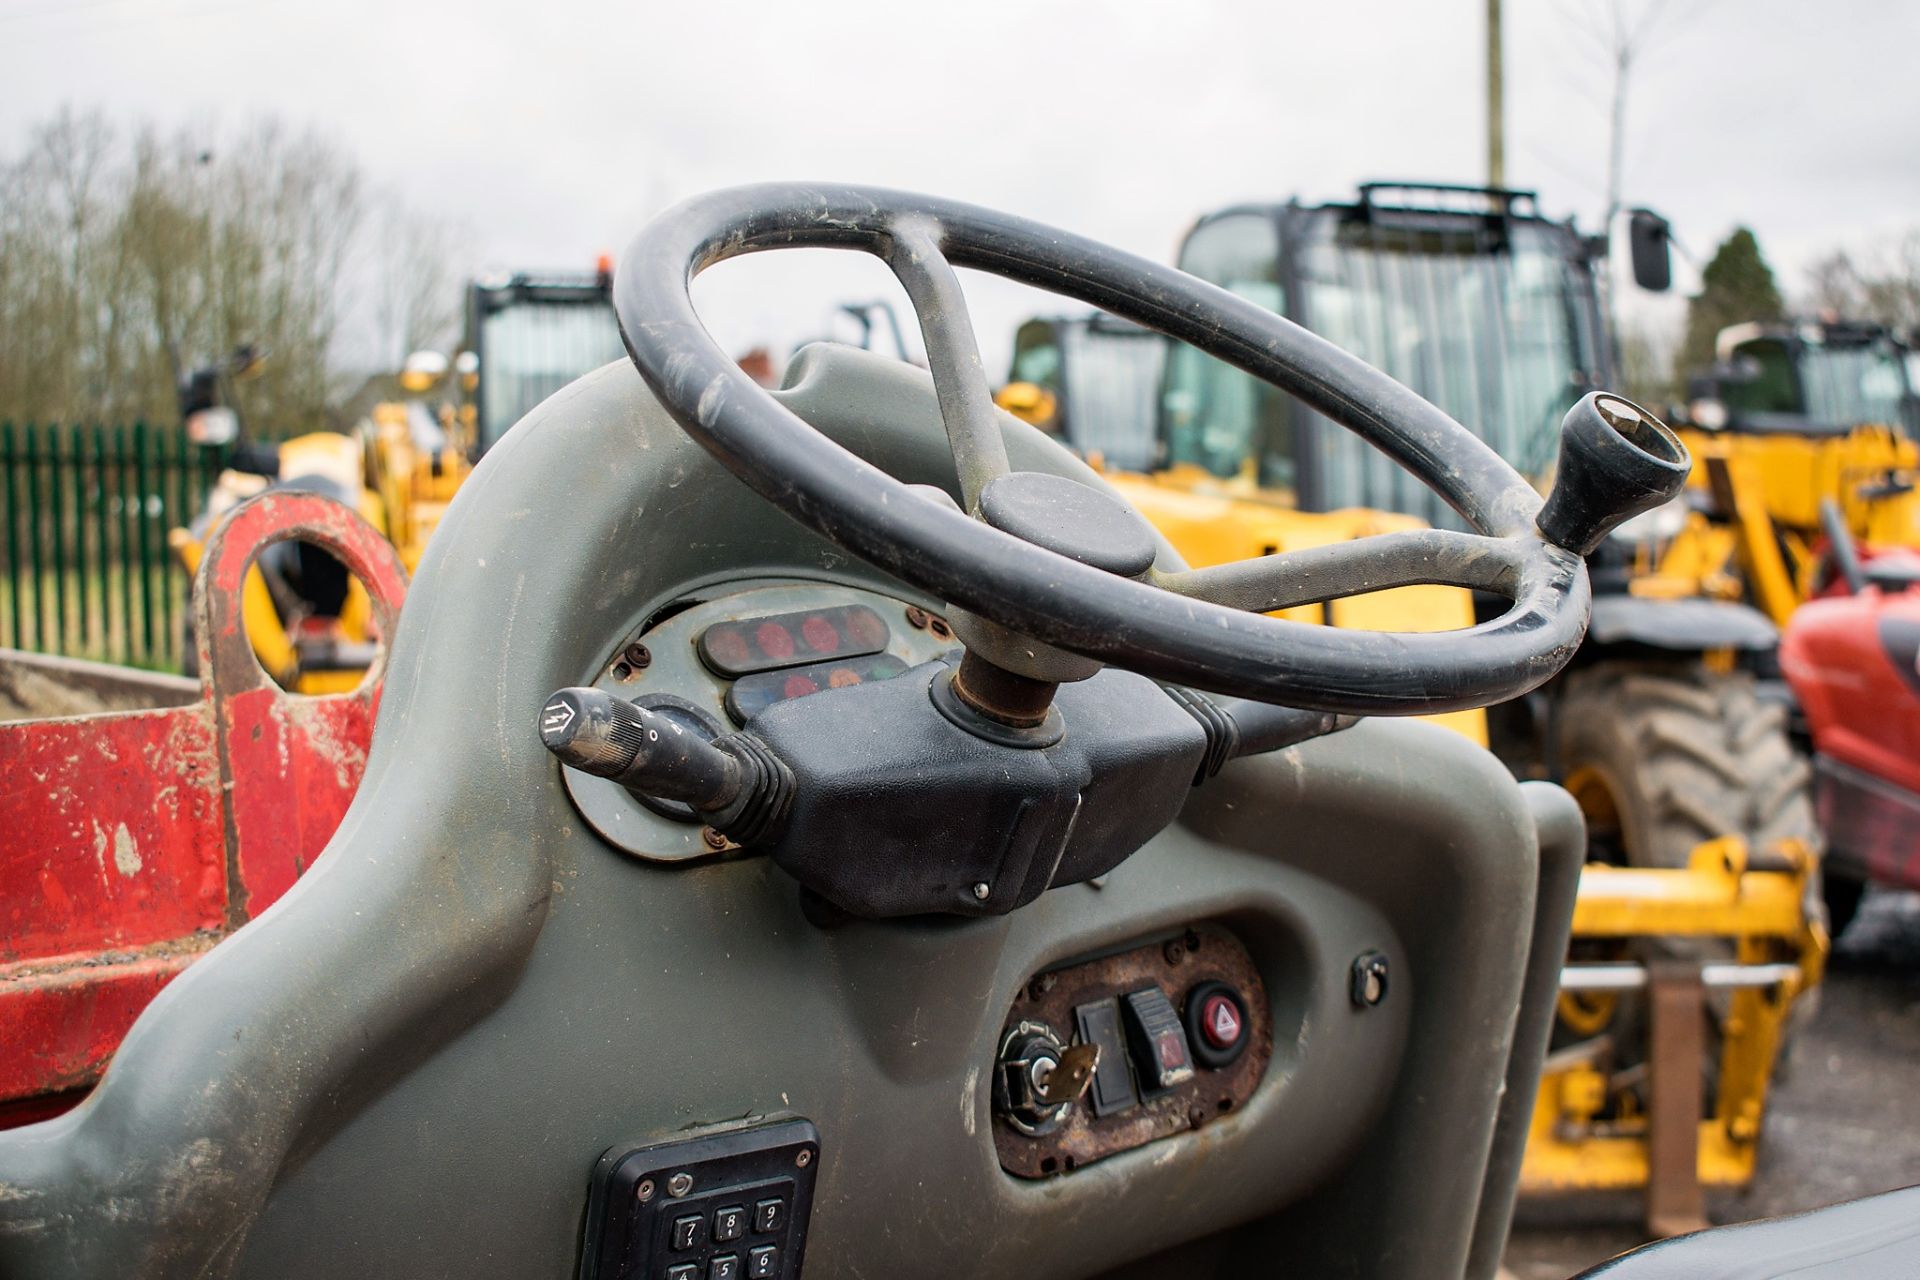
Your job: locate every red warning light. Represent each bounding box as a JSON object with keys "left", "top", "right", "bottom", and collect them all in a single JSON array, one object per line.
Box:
[
  {"left": 844, "top": 607, "right": 888, "bottom": 648},
  {"left": 801, "top": 614, "right": 839, "bottom": 653},
  {"left": 755, "top": 622, "right": 796, "bottom": 662},
  {"left": 725, "top": 652, "right": 910, "bottom": 724},
  {"left": 705, "top": 627, "right": 751, "bottom": 672},
  {"left": 698, "top": 604, "right": 891, "bottom": 677}
]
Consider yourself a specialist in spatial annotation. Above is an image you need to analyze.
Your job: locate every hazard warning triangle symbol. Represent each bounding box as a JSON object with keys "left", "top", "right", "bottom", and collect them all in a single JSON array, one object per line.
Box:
[{"left": 1210, "top": 1000, "right": 1240, "bottom": 1042}]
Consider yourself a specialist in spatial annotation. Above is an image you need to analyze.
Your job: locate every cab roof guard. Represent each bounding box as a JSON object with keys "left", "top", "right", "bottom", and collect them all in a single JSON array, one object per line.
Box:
[
  {"left": 1354, "top": 181, "right": 1544, "bottom": 221},
  {"left": 469, "top": 269, "right": 614, "bottom": 313}
]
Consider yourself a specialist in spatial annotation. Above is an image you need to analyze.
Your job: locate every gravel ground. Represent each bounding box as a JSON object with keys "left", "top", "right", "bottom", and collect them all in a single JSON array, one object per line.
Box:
[{"left": 1503, "top": 887, "right": 1920, "bottom": 1278}]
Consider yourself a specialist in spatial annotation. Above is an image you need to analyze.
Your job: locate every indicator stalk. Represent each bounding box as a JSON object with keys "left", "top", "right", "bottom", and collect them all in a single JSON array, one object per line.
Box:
[{"left": 539, "top": 687, "right": 793, "bottom": 843}]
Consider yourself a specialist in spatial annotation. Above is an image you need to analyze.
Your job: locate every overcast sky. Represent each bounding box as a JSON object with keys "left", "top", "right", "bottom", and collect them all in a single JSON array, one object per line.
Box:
[{"left": 6, "top": 0, "right": 1918, "bottom": 373}]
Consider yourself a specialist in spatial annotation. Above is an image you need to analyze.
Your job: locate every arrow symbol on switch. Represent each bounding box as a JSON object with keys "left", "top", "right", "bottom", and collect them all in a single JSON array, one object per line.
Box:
[{"left": 541, "top": 700, "right": 576, "bottom": 734}]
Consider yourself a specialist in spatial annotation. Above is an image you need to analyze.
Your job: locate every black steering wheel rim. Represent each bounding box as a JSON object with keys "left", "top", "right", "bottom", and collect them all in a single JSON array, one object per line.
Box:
[{"left": 614, "top": 182, "right": 1589, "bottom": 715}]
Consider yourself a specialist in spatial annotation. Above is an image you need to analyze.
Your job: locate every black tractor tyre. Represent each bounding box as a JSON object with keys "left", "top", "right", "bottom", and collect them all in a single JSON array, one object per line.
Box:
[
  {"left": 1554, "top": 661, "right": 1824, "bottom": 1088},
  {"left": 1555, "top": 663, "right": 1819, "bottom": 875}
]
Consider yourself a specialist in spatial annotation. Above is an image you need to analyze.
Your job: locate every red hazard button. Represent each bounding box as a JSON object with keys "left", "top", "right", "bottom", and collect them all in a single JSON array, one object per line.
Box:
[
  {"left": 1185, "top": 981, "right": 1250, "bottom": 1068},
  {"left": 1200, "top": 994, "right": 1243, "bottom": 1050}
]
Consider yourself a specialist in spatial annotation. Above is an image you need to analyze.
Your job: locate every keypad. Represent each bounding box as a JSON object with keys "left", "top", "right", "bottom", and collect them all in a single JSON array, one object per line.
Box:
[
  {"left": 651, "top": 1189, "right": 793, "bottom": 1277},
  {"left": 580, "top": 1118, "right": 817, "bottom": 1280}
]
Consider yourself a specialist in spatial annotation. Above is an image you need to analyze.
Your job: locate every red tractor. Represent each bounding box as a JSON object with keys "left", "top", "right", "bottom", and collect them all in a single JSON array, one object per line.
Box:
[{"left": 1780, "top": 501, "right": 1920, "bottom": 932}]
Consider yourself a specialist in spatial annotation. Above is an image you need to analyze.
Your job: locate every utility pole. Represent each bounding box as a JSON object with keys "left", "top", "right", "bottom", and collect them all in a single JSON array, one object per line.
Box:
[{"left": 1487, "top": 0, "right": 1505, "bottom": 189}]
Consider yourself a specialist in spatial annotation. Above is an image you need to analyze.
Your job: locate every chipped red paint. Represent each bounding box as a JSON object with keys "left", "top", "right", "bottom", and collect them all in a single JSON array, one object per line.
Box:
[
  {"left": 0, "top": 492, "right": 407, "bottom": 1125},
  {"left": 1, "top": 710, "right": 224, "bottom": 961}
]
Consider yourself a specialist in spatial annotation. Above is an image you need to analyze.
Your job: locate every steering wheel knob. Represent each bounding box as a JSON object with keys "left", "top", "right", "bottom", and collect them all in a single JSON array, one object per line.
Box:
[
  {"left": 1536, "top": 392, "right": 1690, "bottom": 556},
  {"left": 976, "top": 472, "right": 1159, "bottom": 579}
]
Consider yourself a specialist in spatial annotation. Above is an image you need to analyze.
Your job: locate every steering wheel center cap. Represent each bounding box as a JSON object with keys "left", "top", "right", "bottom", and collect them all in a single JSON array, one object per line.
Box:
[{"left": 976, "top": 471, "right": 1158, "bottom": 579}]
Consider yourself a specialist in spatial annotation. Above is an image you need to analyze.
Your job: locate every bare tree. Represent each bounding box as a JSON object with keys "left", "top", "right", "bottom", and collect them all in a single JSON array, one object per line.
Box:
[
  {"left": 368, "top": 192, "right": 468, "bottom": 369},
  {"left": 1805, "top": 236, "right": 1920, "bottom": 333},
  {"left": 1559, "top": 0, "right": 1714, "bottom": 223},
  {"left": 0, "top": 109, "right": 461, "bottom": 435}
]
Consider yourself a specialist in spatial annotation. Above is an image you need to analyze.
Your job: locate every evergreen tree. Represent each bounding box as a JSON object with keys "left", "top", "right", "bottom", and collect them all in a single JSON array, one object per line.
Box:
[{"left": 1677, "top": 227, "right": 1784, "bottom": 379}]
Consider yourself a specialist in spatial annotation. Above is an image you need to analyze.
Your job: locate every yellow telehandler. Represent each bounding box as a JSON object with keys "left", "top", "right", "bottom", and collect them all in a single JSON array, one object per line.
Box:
[{"left": 171, "top": 266, "right": 626, "bottom": 692}]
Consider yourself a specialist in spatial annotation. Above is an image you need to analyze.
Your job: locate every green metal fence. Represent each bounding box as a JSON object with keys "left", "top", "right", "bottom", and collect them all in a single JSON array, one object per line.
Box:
[{"left": 0, "top": 423, "right": 225, "bottom": 671}]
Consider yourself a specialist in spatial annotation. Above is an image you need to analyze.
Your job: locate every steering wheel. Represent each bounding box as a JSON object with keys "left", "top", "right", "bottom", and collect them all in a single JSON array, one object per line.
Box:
[{"left": 615, "top": 183, "right": 1686, "bottom": 715}]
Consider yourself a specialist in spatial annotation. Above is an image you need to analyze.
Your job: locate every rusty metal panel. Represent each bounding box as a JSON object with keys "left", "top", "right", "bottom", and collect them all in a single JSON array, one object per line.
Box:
[
  {"left": 198, "top": 491, "right": 404, "bottom": 921},
  {"left": 1, "top": 707, "right": 224, "bottom": 961},
  {"left": 0, "top": 944, "right": 209, "bottom": 1118},
  {"left": 1646, "top": 961, "right": 1709, "bottom": 1238},
  {"left": 0, "top": 491, "right": 406, "bottom": 1122},
  {"left": 223, "top": 687, "right": 378, "bottom": 915},
  {"left": 994, "top": 925, "right": 1269, "bottom": 1178}
]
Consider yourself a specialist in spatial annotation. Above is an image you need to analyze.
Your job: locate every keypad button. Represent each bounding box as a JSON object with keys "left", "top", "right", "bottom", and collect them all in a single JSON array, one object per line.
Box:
[
  {"left": 709, "top": 1254, "right": 741, "bottom": 1280},
  {"left": 666, "top": 1267, "right": 699, "bottom": 1280},
  {"left": 752, "top": 1197, "right": 784, "bottom": 1234},
  {"left": 713, "top": 1203, "right": 746, "bottom": 1242},
  {"left": 671, "top": 1214, "right": 704, "bottom": 1252},
  {"left": 748, "top": 1244, "right": 779, "bottom": 1278}
]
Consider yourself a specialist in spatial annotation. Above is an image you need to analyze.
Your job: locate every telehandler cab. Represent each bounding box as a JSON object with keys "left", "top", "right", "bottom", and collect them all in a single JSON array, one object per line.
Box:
[{"left": 2, "top": 184, "right": 1915, "bottom": 1280}]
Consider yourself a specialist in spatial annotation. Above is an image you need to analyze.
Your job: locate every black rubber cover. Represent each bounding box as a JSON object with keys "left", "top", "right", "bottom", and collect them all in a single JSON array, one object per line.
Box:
[
  {"left": 976, "top": 471, "right": 1158, "bottom": 577},
  {"left": 745, "top": 657, "right": 1206, "bottom": 918}
]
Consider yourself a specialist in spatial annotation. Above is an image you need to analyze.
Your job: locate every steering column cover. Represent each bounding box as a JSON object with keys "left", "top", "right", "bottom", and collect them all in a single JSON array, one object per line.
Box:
[{"left": 747, "top": 659, "right": 1206, "bottom": 918}]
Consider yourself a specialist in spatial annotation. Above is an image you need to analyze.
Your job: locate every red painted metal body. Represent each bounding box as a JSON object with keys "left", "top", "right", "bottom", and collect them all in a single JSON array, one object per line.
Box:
[
  {"left": 0, "top": 493, "right": 406, "bottom": 1126},
  {"left": 1780, "top": 579, "right": 1920, "bottom": 889}
]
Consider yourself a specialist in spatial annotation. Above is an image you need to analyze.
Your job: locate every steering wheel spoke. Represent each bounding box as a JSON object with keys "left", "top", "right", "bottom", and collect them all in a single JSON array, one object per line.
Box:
[
  {"left": 884, "top": 220, "right": 1009, "bottom": 512},
  {"left": 1148, "top": 529, "right": 1528, "bottom": 615}
]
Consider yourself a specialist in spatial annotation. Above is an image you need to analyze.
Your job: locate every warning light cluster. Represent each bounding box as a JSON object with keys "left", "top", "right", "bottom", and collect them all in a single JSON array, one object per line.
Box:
[
  {"left": 698, "top": 605, "right": 889, "bottom": 677},
  {"left": 725, "top": 653, "right": 909, "bottom": 724}
]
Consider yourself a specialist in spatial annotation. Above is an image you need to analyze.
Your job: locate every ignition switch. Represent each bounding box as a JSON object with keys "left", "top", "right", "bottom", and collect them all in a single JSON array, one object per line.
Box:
[{"left": 993, "top": 1021, "right": 1098, "bottom": 1137}]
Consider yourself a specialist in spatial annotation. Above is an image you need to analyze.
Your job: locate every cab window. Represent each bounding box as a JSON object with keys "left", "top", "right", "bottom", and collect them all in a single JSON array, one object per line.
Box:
[{"left": 1161, "top": 214, "right": 1291, "bottom": 487}]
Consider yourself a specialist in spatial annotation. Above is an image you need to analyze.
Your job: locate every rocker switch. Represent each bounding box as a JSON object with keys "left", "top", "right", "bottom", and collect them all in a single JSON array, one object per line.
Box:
[
  {"left": 1122, "top": 986, "right": 1195, "bottom": 1094},
  {"left": 1073, "top": 998, "right": 1139, "bottom": 1117}
]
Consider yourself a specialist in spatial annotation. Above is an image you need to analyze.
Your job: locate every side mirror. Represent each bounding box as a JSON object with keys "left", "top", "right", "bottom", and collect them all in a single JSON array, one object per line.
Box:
[{"left": 1627, "top": 209, "right": 1672, "bottom": 293}]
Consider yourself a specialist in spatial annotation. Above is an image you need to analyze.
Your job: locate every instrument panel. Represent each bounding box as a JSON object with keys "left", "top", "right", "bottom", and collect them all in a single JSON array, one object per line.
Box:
[{"left": 563, "top": 580, "right": 958, "bottom": 862}]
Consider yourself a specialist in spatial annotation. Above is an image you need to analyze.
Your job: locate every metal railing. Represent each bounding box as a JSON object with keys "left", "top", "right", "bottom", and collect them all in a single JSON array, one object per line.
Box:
[{"left": 0, "top": 422, "right": 224, "bottom": 671}]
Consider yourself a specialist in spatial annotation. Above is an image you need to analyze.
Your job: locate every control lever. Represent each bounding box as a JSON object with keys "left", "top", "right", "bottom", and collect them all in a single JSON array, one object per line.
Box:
[{"left": 539, "top": 687, "right": 793, "bottom": 842}]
